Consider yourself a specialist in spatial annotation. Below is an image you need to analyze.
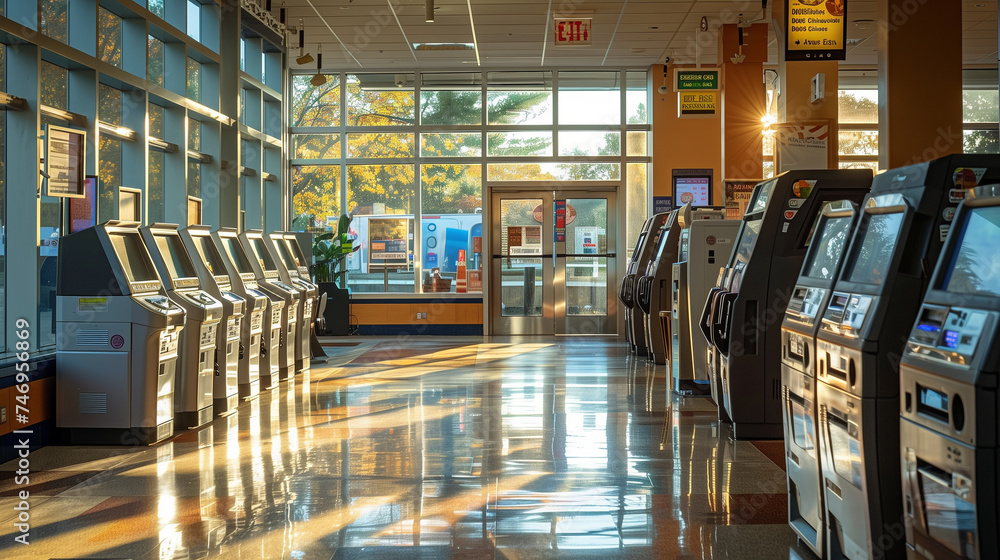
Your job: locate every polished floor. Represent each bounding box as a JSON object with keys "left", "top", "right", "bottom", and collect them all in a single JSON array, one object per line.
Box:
[{"left": 0, "top": 337, "right": 817, "bottom": 559}]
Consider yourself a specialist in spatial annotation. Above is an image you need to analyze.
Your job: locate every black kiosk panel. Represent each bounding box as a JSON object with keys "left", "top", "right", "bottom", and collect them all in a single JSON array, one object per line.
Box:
[
  {"left": 620, "top": 213, "right": 669, "bottom": 355},
  {"left": 637, "top": 210, "right": 682, "bottom": 364}
]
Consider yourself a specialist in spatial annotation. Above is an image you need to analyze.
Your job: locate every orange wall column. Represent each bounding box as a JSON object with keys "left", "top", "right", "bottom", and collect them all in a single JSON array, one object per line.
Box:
[
  {"left": 651, "top": 64, "right": 723, "bottom": 203},
  {"left": 718, "top": 23, "right": 767, "bottom": 182},
  {"left": 877, "top": 0, "right": 962, "bottom": 169}
]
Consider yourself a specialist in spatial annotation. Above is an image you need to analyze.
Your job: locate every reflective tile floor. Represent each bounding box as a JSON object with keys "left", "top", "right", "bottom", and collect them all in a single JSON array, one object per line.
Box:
[{"left": 0, "top": 337, "right": 818, "bottom": 559}]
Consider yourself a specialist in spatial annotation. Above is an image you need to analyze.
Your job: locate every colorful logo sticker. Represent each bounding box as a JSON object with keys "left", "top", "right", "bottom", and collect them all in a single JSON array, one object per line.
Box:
[
  {"left": 792, "top": 179, "right": 817, "bottom": 199},
  {"left": 948, "top": 189, "right": 966, "bottom": 204},
  {"left": 788, "top": 199, "right": 805, "bottom": 209},
  {"left": 953, "top": 168, "right": 987, "bottom": 188},
  {"left": 706, "top": 235, "right": 717, "bottom": 245},
  {"left": 943, "top": 207, "right": 956, "bottom": 222},
  {"left": 784, "top": 210, "right": 798, "bottom": 220}
]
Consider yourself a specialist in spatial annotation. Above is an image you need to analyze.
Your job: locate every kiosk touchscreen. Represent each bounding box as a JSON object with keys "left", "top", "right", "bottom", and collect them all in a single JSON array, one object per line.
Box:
[
  {"left": 269, "top": 232, "right": 318, "bottom": 373},
  {"left": 180, "top": 225, "right": 248, "bottom": 414},
  {"left": 56, "top": 221, "right": 186, "bottom": 444},
  {"left": 620, "top": 212, "right": 670, "bottom": 355},
  {"left": 712, "top": 169, "right": 872, "bottom": 440},
  {"left": 671, "top": 205, "right": 735, "bottom": 395},
  {"left": 635, "top": 210, "right": 681, "bottom": 364},
  {"left": 898, "top": 186, "right": 1000, "bottom": 560},
  {"left": 815, "top": 155, "right": 1000, "bottom": 560},
  {"left": 140, "top": 224, "right": 223, "bottom": 430},
  {"left": 213, "top": 228, "right": 278, "bottom": 391},
  {"left": 240, "top": 230, "right": 302, "bottom": 381},
  {"left": 778, "top": 200, "right": 860, "bottom": 557}
]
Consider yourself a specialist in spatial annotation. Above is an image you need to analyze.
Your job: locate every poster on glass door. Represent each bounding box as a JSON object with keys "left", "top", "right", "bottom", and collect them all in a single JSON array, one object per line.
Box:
[{"left": 508, "top": 225, "right": 543, "bottom": 256}]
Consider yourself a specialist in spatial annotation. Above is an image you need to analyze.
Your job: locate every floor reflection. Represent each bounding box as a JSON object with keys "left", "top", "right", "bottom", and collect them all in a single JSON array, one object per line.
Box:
[{"left": 0, "top": 337, "right": 814, "bottom": 559}]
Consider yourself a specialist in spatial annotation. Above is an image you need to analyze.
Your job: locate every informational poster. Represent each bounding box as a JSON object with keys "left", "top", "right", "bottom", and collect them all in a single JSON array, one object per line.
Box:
[
  {"left": 508, "top": 226, "right": 542, "bottom": 256},
  {"left": 674, "top": 176, "right": 712, "bottom": 206},
  {"left": 777, "top": 123, "right": 829, "bottom": 173},
  {"left": 467, "top": 270, "right": 482, "bottom": 292},
  {"left": 785, "top": 0, "right": 846, "bottom": 61},
  {"left": 678, "top": 91, "right": 718, "bottom": 117},
  {"left": 46, "top": 125, "right": 86, "bottom": 198},
  {"left": 724, "top": 179, "right": 760, "bottom": 219},
  {"left": 653, "top": 196, "right": 673, "bottom": 214},
  {"left": 369, "top": 218, "right": 410, "bottom": 268},
  {"left": 555, "top": 199, "right": 566, "bottom": 242}
]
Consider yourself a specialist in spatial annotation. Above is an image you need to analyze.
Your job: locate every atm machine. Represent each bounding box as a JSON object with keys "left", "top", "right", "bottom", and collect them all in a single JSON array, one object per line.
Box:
[
  {"left": 815, "top": 155, "right": 1000, "bottom": 560},
  {"left": 269, "top": 232, "right": 317, "bottom": 373},
  {"left": 240, "top": 230, "right": 302, "bottom": 381},
  {"left": 899, "top": 185, "right": 1000, "bottom": 560},
  {"left": 779, "top": 200, "right": 861, "bottom": 558},
  {"left": 180, "top": 225, "right": 248, "bottom": 413},
  {"left": 140, "top": 224, "right": 223, "bottom": 430},
  {"left": 56, "top": 221, "right": 186, "bottom": 444},
  {"left": 213, "top": 228, "right": 279, "bottom": 392},
  {"left": 671, "top": 205, "right": 734, "bottom": 395},
  {"left": 710, "top": 169, "right": 872, "bottom": 440},
  {"left": 619, "top": 212, "right": 670, "bottom": 355},
  {"left": 635, "top": 210, "right": 681, "bottom": 365},
  {"left": 701, "top": 266, "right": 733, "bottom": 412}
]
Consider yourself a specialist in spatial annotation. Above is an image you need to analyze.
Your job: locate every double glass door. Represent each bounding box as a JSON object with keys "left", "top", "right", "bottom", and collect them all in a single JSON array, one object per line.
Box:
[{"left": 489, "top": 187, "right": 617, "bottom": 335}]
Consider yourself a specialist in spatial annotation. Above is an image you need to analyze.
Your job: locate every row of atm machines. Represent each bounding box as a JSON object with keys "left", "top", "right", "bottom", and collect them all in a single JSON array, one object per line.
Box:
[{"left": 55, "top": 221, "right": 318, "bottom": 445}]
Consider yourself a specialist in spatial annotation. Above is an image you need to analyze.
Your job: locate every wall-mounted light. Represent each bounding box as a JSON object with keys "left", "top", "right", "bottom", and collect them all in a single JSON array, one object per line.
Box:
[
  {"left": 311, "top": 45, "right": 326, "bottom": 86},
  {"left": 296, "top": 19, "right": 314, "bottom": 65}
]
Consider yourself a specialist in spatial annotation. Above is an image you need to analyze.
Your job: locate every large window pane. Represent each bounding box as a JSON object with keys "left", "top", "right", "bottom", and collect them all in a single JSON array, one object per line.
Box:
[
  {"left": 626, "top": 71, "right": 648, "bottom": 124},
  {"left": 626, "top": 131, "right": 647, "bottom": 157},
  {"left": 98, "top": 7, "right": 123, "bottom": 69},
  {"left": 964, "top": 130, "right": 999, "bottom": 154},
  {"left": 148, "top": 36, "right": 165, "bottom": 87},
  {"left": 487, "top": 131, "right": 553, "bottom": 157},
  {"left": 291, "top": 75, "right": 341, "bottom": 127},
  {"left": 558, "top": 131, "right": 619, "bottom": 156},
  {"left": 626, "top": 163, "right": 647, "bottom": 254},
  {"left": 420, "top": 90, "right": 482, "bottom": 125},
  {"left": 348, "top": 132, "right": 414, "bottom": 158},
  {"left": 187, "top": 0, "right": 201, "bottom": 42},
  {"left": 558, "top": 71, "right": 621, "bottom": 125},
  {"left": 149, "top": 104, "right": 164, "bottom": 138},
  {"left": 188, "top": 117, "right": 201, "bottom": 151},
  {"left": 149, "top": 0, "right": 164, "bottom": 18},
  {"left": 422, "top": 164, "right": 482, "bottom": 214},
  {"left": 963, "top": 90, "right": 999, "bottom": 124},
  {"left": 40, "top": 0, "right": 68, "bottom": 43},
  {"left": 839, "top": 130, "right": 878, "bottom": 156},
  {"left": 293, "top": 134, "right": 341, "bottom": 159},
  {"left": 347, "top": 164, "right": 414, "bottom": 215},
  {"left": 40, "top": 62, "right": 68, "bottom": 110},
  {"left": 488, "top": 162, "right": 620, "bottom": 181},
  {"left": 421, "top": 133, "right": 482, "bottom": 157},
  {"left": 187, "top": 57, "right": 201, "bottom": 101},
  {"left": 839, "top": 90, "right": 878, "bottom": 124},
  {"left": 188, "top": 160, "right": 200, "bottom": 198},
  {"left": 292, "top": 165, "right": 341, "bottom": 230},
  {"left": 148, "top": 150, "right": 164, "bottom": 222},
  {"left": 420, "top": 163, "right": 483, "bottom": 293},
  {"left": 487, "top": 90, "right": 552, "bottom": 125},
  {"left": 347, "top": 216, "right": 414, "bottom": 293},
  {"left": 347, "top": 74, "right": 415, "bottom": 125},
  {"left": 99, "top": 85, "right": 123, "bottom": 220}
]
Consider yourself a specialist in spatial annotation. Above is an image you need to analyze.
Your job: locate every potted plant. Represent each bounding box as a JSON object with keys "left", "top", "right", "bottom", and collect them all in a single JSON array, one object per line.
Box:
[{"left": 312, "top": 214, "right": 356, "bottom": 335}]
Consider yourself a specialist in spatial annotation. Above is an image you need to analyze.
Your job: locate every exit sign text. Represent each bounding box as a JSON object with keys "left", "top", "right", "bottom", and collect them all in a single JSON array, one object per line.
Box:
[{"left": 554, "top": 18, "right": 591, "bottom": 46}]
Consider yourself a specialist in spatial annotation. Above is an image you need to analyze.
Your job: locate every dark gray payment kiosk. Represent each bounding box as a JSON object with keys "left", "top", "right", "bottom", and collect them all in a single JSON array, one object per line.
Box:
[
  {"left": 270, "top": 232, "right": 317, "bottom": 373},
  {"left": 213, "top": 228, "right": 278, "bottom": 392},
  {"left": 779, "top": 199, "right": 861, "bottom": 558},
  {"left": 140, "top": 224, "right": 223, "bottom": 430},
  {"left": 620, "top": 212, "right": 670, "bottom": 355},
  {"left": 56, "top": 221, "right": 186, "bottom": 444},
  {"left": 815, "top": 155, "right": 1000, "bottom": 560},
  {"left": 635, "top": 210, "right": 681, "bottom": 364},
  {"left": 713, "top": 169, "right": 872, "bottom": 439},
  {"left": 241, "top": 230, "right": 301, "bottom": 381},
  {"left": 180, "top": 225, "right": 248, "bottom": 414}
]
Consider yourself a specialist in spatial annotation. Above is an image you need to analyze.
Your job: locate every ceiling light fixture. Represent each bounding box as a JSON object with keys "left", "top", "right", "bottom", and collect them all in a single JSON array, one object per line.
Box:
[
  {"left": 311, "top": 45, "right": 326, "bottom": 86},
  {"left": 426, "top": 0, "right": 435, "bottom": 22},
  {"left": 296, "top": 19, "right": 314, "bottom": 65}
]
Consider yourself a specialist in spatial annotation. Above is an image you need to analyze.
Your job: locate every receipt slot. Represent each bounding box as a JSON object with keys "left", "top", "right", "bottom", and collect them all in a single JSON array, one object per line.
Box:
[
  {"left": 671, "top": 205, "right": 735, "bottom": 395},
  {"left": 180, "top": 225, "right": 247, "bottom": 415},
  {"left": 269, "top": 232, "right": 317, "bottom": 373},
  {"left": 140, "top": 224, "right": 223, "bottom": 430},
  {"left": 240, "top": 230, "right": 301, "bottom": 381},
  {"left": 56, "top": 221, "right": 186, "bottom": 445},
  {"left": 620, "top": 212, "right": 670, "bottom": 355},
  {"left": 815, "top": 155, "right": 1000, "bottom": 560},
  {"left": 636, "top": 210, "right": 681, "bottom": 365},
  {"left": 213, "top": 228, "right": 275, "bottom": 393},
  {"left": 779, "top": 200, "right": 860, "bottom": 557},
  {"left": 898, "top": 186, "right": 1000, "bottom": 560}
]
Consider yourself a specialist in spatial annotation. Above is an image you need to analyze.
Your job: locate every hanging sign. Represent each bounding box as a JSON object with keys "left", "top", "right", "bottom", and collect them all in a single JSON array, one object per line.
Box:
[
  {"left": 679, "top": 91, "right": 718, "bottom": 117},
  {"left": 554, "top": 18, "right": 591, "bottom": 46},
  {"left": 674, "top": 69, "right": 719, "bottom": 91},
  {"left": 785, "top": 0, "right": 847, "bottom": 61}
]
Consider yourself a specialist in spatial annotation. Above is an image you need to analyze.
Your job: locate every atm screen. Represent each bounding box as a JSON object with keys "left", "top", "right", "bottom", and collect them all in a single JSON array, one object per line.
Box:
[
  {"left": 273, "top": 238, "right": 298, "bottom": 270},
  {"left": 920, "top": 471, "right": 977, "bottom": 558},
  {"left": 747, "top": 179, "right": 776, "bottom": 215},
  {"left": 191, "top": 235, "right": 229, "bottom": 278},
  {"left": 732, "top": 218, "right": 763, "bottom": 272},
  {"left": 250, "top": 238, "right": 278, "bottom": 271},
  {"left": 804, "top": 216, "right": 854, "bottom": 280},
  {"left": 846, "top": 212, "right": 905, "bottom": 285},
  {"left": 220, "top": 236, "right": 255, "bottom": 275},
  {"left": 943, "top": 206, "right": 1000, "bottom": 297},
  {"left": 153, "top": 234, "right": 198, "bottom": 280},
  {"left": 630, "top": 233, "right": 646, "bottom": 261},
  {"left": 109, "top": 232, "right": 159, "bottom": 284},
  {"left": 284, "top": 238, "right": 309, "bottom": 268},
  {"left": 674, "top": 177, "right": 711, "bottom": 206}
]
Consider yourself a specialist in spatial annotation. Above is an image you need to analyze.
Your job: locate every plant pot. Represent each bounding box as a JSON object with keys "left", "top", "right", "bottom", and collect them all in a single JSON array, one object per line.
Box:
[{"left": 317, "top": 283, "right": 351, "bottom": 336}]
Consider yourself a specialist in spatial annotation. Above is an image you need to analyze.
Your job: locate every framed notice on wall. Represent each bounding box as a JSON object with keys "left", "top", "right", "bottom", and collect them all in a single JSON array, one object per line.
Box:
[
  {"left": 776, "top": 123, "right": 830, "bottom": 173},
  {"left": 45, "top": 124, "right": 86, "bottom": 198},
  {"left": 785, "top": 0, "right": 847, "bottom": 61},
  {"left": 724, "top": 179, "right": 761, "bottom": 219},
  {"left": 69, "top": 176, "right": 98, "bottom": 234}
]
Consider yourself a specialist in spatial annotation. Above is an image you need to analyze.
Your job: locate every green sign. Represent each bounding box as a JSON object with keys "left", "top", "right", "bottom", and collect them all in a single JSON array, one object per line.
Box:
[{"left": 675, "top": 69, "right": 719, "bottom": 91}]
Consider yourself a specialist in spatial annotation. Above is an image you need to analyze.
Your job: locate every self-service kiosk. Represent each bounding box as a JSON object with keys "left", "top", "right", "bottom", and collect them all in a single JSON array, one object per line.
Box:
[
  {"left": 140, "top": 224, "right": 223, "bottom": 430},
  {"left": 899, "top": 185, "right": 1000, "bottom": 560},
  {"left": 56, "top": 221, "right": 186, "bottom": 444},
  {"left": 712, "top": 169, "right": 872, "bottom": 440},
  {"left": 240, "top": 230, "right": 301, "bottom": 381},
  {"left": 671, "top": 205, "right": 735, "bottom": 395},
  {"left": 213, "top": 228, "right": 277, "bottom": 392},
  {"left": 180, "top": 225, "right": 248, "bottom": 414},
  {"left": 269, "top": 232, "right": 317, "bottom": 373},
  {"left": 620, "top": 212, "right": 670, "bottom": 355},
  {"left": 701, "top": 266, "right": 733, "bottom": 412},
  {"left": 779, "top": 200, "right": 861, "bottom": 557},
  {"left": 815, "top": 155, "right": 1000, "bottom": 560},
  {"left": 636, "top": 210, "right": 681, "bottom": 365}
]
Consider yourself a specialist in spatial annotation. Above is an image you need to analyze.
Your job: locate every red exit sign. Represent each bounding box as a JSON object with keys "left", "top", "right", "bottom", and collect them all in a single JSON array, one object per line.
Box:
[{"left": 554, "top": 18, "right": 591, "bottom": 46}]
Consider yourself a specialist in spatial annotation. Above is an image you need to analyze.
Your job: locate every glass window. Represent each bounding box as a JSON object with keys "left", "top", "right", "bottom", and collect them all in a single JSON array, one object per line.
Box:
[
  {"left": 99, "top": 84, "right": 123, "bottom": 126},
  {"left": 626, "top": 131, "right": 647, "bottom": 157},
  {"left": 187, "top": 57, "right": 201, "bottom": 102},
  {"left": 291, "top": 75, "right": 341, "bottom": 127},
  {"left": 558, "top": 131, "right": 620, "bottom": 156},
  {"left": 839, "top": 90, "right": 878, "bottom": 124},
  {"left": 347, "top": 164, "right": 414, "bottom": 215},
  {"left": 348, "top": 216, "right": 414, "bottom": 293},
  {"left": 421, "top": 133, "right": 482, "bottom": 157},
  {"left": 963, "top": 90, "right": 999, "bottom": 124},
  {"left": 347, "top": 74, "right": 415, "bottom": 125},
  {"left": 148, "top": 150, "right": 164, "bottom": 222},
  {"left": 421, "top": 164, "right": 482, "bottom": 214},
  {"left": 348, "top": 132, "right": 414, "bottom": 158},
  {"left": 188, "top": 160, "right": 200, "bottom": 198},
  {"left": 99, "top": 85, "right": 124, "bottom": 220},
  {"left": 292, "top": 165, "right": 341, "bottom": 230},
  {"left": 148, "top": 36, "right": 165, "bottom": 87},
  {"left": 40, "top": 62, "right": 68, "bottom": 110},
  {"left": 487, "top": 162, "right": 619, "bottom": 182},
  {"left": 187, "top": 0, "right": 201, "bottom": 42},
  {"left": 626, "top": 71, "right": 648, "bottom": 124},
  {"left": 188, "top": 117, "right": 201, "bottom": 151},
  {"left": 558, "top": 71, "right": 621, "bottom": 125},
  {"left": 487, "top": 90, "right": 552, "bottom": 125},
  {"left": 626, "top": 163, "right": 647, "bottom": 249},
  {"left": 98, "top": 7, "right": 123, "bottom": 69},
  {"left": 149, "top": 0, "right": 164, "bottom": 18},
  {"left": 839, "top": 131, "right": 878, "bottom": 156},
  {"left": 293, "top": 134, "right": 341, "bottom": 159},
  {"left": 487, "top": 131, "right": 553, "bottom": 157},
  {"left": 149, "top": 104, "right": 164, "bottom": 138},
  {"left": 40, "top": 0, "right": 68, "bottom": 43},
  {"left": 420, "top": 90, "right": 482, "bottom": 125},
  {"left": 964, "top": 130, "right": 999, "bottom": 154}
]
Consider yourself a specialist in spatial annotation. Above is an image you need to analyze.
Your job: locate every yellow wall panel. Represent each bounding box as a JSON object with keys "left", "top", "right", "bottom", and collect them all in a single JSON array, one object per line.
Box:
[{"left": 351, "top": 302, "right": 483, "bottom": 325}]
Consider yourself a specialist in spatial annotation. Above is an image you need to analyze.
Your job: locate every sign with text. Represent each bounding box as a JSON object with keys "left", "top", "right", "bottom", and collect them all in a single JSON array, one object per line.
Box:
[
  {"left": 785, "top": 0, "right": 846, "bottom": 61},
  {"left": 724, "top": 179, "right": 760, "bottom": 219},
  {"left": 679, "top": 91, "right": 718, "bottom": 117},
  {"left": 776, "top": 123, "right": 829, "bottom": 172},
  {"left": 674, "top": 69, "right": 719, "bottom": 91},
  {"left": 653, "top": 196, "right": 673, "bottom": 214},
  {"left": 554, "top": 18, "right": 591, "bottom": 46}
]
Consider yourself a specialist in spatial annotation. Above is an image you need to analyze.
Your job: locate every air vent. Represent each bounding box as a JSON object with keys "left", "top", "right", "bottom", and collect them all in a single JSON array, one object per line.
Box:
[
  {"left": 79, "top": 392, "right": 108, "bottom": 414},
  {"left": 77, "top": 330, "right": 110, "bottom": 346}
]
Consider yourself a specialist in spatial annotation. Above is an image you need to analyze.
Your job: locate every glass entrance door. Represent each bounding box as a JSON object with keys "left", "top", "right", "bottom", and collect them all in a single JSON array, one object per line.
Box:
[{"left": 489, "top": 187, "right": 617, "bottom": 335}]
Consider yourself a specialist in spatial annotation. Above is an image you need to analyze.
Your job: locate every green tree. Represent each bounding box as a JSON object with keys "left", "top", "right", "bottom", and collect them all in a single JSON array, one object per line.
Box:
[{"left": 963, "top": 90, "right": 999, "bottom": 154}]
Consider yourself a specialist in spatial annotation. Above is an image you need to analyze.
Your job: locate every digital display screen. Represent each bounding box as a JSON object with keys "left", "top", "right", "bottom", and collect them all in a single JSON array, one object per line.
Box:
[
  {"left": 748, "top": 179, "right": 776, "bottom": 215},
  {"left": 153, "top": 234, "right": 198, "bottom": 280},
  {"left": 285, "top": 239, "right": 310, "bottom": 268},
  {"left": 69, "top": 177, "right": 97, "bottom": 234},
  {"left": 674, "top": 177, "right": 711, "bottom": 206},
  {"left": 630, "top": 232, "right": 647, "bottom": 260},
  {"left": 943, "top": 205, "right": 1000, "bottom": 297},
  {"left": 249, "top": 238, "right": 278, "bottom": 272},
  {"left": 944, "top": 330, "right": 961, "bottom": 349},
  {"left": 273, "top": 237, "right": 298, "bottom": 270},
  {"left": 847, "top": 212, "right": 906, "bottom": 285},
  {"left": 920, "top": 473, "right": 977, "bottom": 559},
  {"left": 220, "top": 236, "right": 255, "bottom": 275},
  {"left": 109, "top": 232, "right": 159, "bottom": 284},
  {"left": 191, "top": 235, "right": 229, "bottom": 279},
  {"left": 805, "top": 216, "right": 853, "bottom": 280},
  {"left": 731, "top": 219, "right": 763, "bottom": 275}
]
